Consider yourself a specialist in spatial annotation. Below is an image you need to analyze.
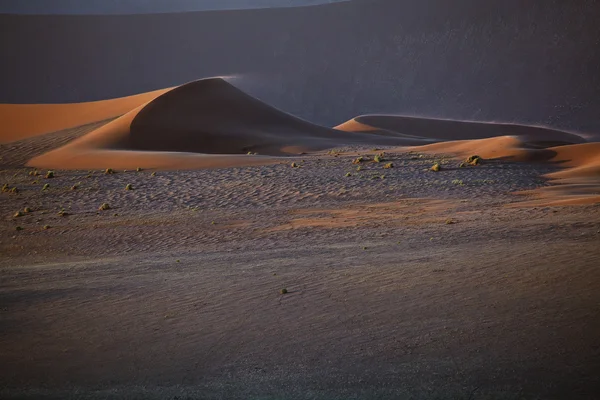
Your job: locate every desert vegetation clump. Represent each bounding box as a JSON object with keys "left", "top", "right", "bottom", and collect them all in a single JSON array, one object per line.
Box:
[
  {"left": 431, "top": 163, "right": 441, "bottom": 172},
  {"left": 465, "top": 155, "right": 483, "bottom": 166},
  {"left": 24, "top": 207, "right": 32, "bottom": 213},
  {"left": 14, "top": 211, "right": 23, "bottom": 218},
  {"left": 151, "top": 172, "right": 157, "bottom": 177},
  {"left": 42, "top": 184, "right": 50, "bottom": 191},
  {"left": 10, "top": 187, "right": 19, "bottom": 194},
  {"left": 29, "top": 169, "right": 40, "bottom": 177},
  {"left": 136, "top": 167, "right": 143, "bottom": 172},
  {"left": 452, "top": 179, "right": 464, "bottom": 186},
  {"left": 125, "top": 184, "right": 133, "bottom": 191},
  {"left": 99, "top": 203, "right": 110, "bottom": 211},
  {"left": 280, "top": 288, "right": 288, "bottom": 295},
  {"left": 374, "top": 153, "right": 385, "bottom": 163},
  {"left": 352, "top": 156, "right": 365, "bottom": 164},
  {"left": 43, "top": 225, "right": 51, "bottom": 230},
  {"left": 290, "top": 162, "right": 299, "bottom": 168},
  {"left": 384, "top": 162, "right": 394, "bottom": 169},
  {"left": 459, "top": 162, "right": 468, "bottom": 168},
  {"left": 15, "top": 226, "right": 23, "bottom": 231},
  {"left": 71, "top": 184, "right": 78, "bottom": 190},
  {"left": 45, "top": 170, "right": 54, "bottom": 179},
  {"left": 1, "top": 183, "right": 8, "bottom": 192},
  {"left": 345, "top": 172, "right": 352, "bottom": 177},
  {"left": 104, "top": 168, "right": 114, "bottom": 175},
  {"left": 356, "top": 166, "right": 362, "bottom": 172}
]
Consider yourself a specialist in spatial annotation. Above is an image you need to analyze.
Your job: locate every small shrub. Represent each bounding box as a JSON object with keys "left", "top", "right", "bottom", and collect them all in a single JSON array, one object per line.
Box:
[
  {"left": 42, "top": 184, "right": 50, "bottom": 191},
  {"left": 445, "top": 218, "right": 456, "bottom": 224},
  {"left": 99, "top": 203, "right": 110, "bottom": 211},
  {"left": 380, "top": 175, "right": 385, "bottom": 179},
  {"left": 356, "top": 166, "right": 362, "bottom": 172},
  {"left": 374, "top": 153, "right": 385, "bottom": 163},
  {"left": 466, "top": 155, "right": 481, "bottom": 164},
  {"left": 280, "top": 288, "right": 288, "bottom": 294},
  {"left": 125, "top": 184, "right": 133, "bottom": 191},
  {"left": 43, "top": 225, "right": 51, "bottom": 230},
  {"left": 15, "top": 226, "right": 23, "bottom": 231},
  {"left": 32, "top": 180, "right": 38, "bottom": 184},
  {"left": 352, "top": 156, "right": 365, "bottom": 164},
  {"left": 104, "top": 168, "right": 114, "bottom": 175},
  {"left": 290, "top": 162, "right": 298, "bottom": 168},
  {"left": 151, "top": 172, "right": 157, "bottom": 177},
  {"left": 431, "top": 163, "right": 441, "bottom": 172},
  {"left": 470, "top": 157, "right": 482, "bottom": 166},
  {"left": 384, "top": 162, "right": 394, "bottom": 169},
  {"left": 71, "top": 185, "right": 78, "bottom": 190},
  {"left": 1, "top": 184, "right": 8, "bottom": 192},
  {"left": 24, "top": 207, "right": 32, "bottom": 213},
  {"left": 45, "top": 170, "right": 54, "bottom": 179},
  {"left": 459, "top": 162, "right": 468, "bottom": 168},
  {"left": 14, "top": 211, "right": 23, "bottom": 218},
  {"left": 10, "top": 187, "right": 18, "bottom": 194},
  {"left": 29, "top": 170, "right": 40, "bottom": 177},
  {"left": 58, "top": 209, "right": 68, "bottom": 217},
  {"left": 136, "top": 167, "right": 143, "bottom": 172},
  {"left": 452, "top": 179, "right": 464, "bottom": 185},
  {"left": 345, "top": 172, "right": 352, "bottom": 177}
]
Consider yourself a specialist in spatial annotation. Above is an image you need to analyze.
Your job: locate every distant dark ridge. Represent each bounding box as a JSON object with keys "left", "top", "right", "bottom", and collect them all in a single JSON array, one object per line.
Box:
[
  {"left": 1, "top": 0, "right": 599, "bottom": 135},
  {"left": 0, "top": 0, "right": 348, "bottom": 15}
]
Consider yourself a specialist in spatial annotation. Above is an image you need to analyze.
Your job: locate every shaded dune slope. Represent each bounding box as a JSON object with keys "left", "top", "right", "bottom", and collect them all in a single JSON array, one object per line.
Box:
[
  {"left": 0, "top": 89, "right": 169, "bottom": 144},
  {"left": 27, "top": 78, "right": 409, "bottom": 170}
]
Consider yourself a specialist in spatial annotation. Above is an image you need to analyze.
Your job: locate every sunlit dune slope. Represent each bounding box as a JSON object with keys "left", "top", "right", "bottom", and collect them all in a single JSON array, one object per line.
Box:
[{"left": 0, "top": 88, "right": 170, "bottom": 144}]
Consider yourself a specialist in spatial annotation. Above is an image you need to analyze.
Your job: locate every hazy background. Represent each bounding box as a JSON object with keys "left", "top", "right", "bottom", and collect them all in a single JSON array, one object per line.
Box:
[{"left": 1, "top": 0, "right": 599, "bottom": 134}]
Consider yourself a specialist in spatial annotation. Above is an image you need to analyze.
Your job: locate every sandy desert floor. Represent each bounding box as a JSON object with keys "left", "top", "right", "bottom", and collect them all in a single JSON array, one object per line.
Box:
[{"left": 1, "top": 144, "right": 599, "bottom": 399}]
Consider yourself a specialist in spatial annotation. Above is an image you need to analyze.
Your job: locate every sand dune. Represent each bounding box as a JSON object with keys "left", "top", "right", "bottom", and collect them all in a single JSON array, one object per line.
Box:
[
  {"left": 336, "top": 115, "right": 587, "bottom": 146},
  {"left": 0, "top": 88, "right": 169, "bottom": 144},
  {"left": 27, "top": 78, "right": 409, "bottom": 170}
]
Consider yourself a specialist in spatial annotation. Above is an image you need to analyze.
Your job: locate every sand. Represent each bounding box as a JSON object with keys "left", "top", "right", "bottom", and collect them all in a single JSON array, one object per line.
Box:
[
  {"left": 0, "top": 88, "right": 169, "bottom": 144},
  {"left": 1, "top": 77, "right": 600, "bottom": 399},
  {"left": 1, "top": 148, "right": 599, "bottom": 399},
  {"left": 26, "top": 79, "right": 413, "bottom": 170}
]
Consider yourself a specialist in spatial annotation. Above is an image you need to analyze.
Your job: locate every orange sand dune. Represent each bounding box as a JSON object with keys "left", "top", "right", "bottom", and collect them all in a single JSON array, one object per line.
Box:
[
  {"left": 336, "top": 115, "right": 586, "bottom": 145},
  {"left": 412, "top": 137, "right": 600, "bottom": 205},
  {"left": 28, "top": 79, "right": 409, "bottom": 170},
  {"left": 0, "top": 88, "right": 170, "bottom": 144}
]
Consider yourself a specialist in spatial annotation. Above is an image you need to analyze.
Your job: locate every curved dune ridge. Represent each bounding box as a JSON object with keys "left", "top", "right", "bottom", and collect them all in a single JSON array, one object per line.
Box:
[
  {"left": 27, "top": 78, "right": 408, "bottom": 170},
  {"left": 335, "top": 115, "right": 587, "bottom": 146},
  {"left": 0, "top": 88, "right": 171, "bottom": 144}
]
